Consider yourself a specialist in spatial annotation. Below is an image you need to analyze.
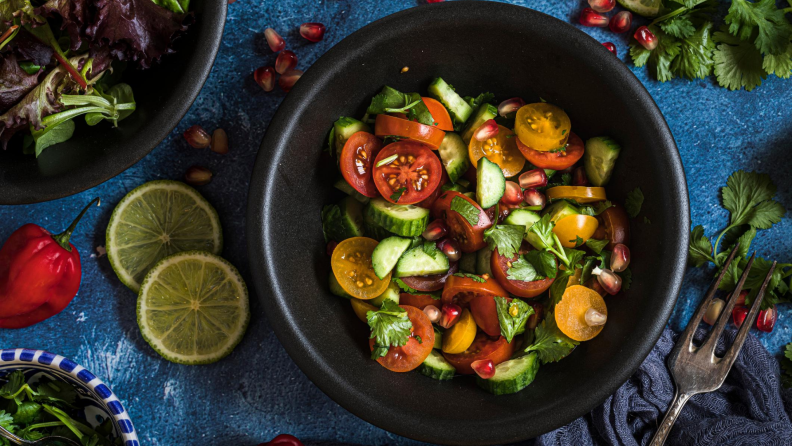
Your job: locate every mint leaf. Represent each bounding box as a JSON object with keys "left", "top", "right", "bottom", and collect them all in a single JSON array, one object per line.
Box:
[
  {"left": 450, "top": 196, "right": 479, "bottom": 225},
  {"left": 688, "top": 225, "right": 714, "bottom": 267},
  {"left": 483, "top": 225, "right": 524, "bottom": 258},
  {"left": 525, "top": 313, "right": 579, "bottom": 363},
  {"left": 585, "top": 238, "right": 609, "bottom": 255},
  {"left": 625, "top": 187, "right": 644, "bottom": 218},
  {"left": 495, "top": 297, "right": 534, "bottom": 343},
  {"left": 506, "top": 256, "right": 542, "bottom": 282},
  {"left": 367, "top": 300, "right": 413, "bottom": 359},
  {"left": 524, "top": 250, "right": 557, "bottom": 279}
]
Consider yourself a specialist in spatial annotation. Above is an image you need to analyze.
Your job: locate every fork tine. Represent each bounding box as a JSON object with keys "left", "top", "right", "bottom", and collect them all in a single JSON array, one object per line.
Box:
[
  {"left": 699, "top": 252, "right": 756, "bottom": 357},
  {"left": 720, "top": 262, "right": 777, "bottom": 370}
]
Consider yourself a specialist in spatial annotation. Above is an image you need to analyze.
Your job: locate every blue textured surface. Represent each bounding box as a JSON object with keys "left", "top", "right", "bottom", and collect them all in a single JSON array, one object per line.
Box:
[{"left": 0, "top": 1, "right": 791, "bottom": 445}]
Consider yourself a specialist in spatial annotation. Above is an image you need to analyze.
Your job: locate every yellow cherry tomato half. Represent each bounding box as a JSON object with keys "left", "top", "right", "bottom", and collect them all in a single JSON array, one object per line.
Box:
[
  {"left": 442, "top": 309, "right": 477, "bottom": 354},
  {"left": 553, "top": 214, "right": 600, "bottom": 248},
  {"left": 546, "top": 186, "right": 607, "bottom": 204},
  {"left": 331, "top": 237, "right": 391, "bottom": 299},
  {"left": 468, "top": 125, "right": 525, "bottom": 178},
  {"left": 514, "top": 103, "right": 571, "bottom": 152},
  {"left": 555, "top": 285, "right": 608, "bottom": 341},
  {"left": 351, "top": 298, "right": 378, "bottom": 323}
]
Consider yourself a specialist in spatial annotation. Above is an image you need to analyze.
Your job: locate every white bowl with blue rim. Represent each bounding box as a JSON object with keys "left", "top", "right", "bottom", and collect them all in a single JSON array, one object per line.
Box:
[{"left": 0, "top": 348, "right": 139, "bottom": 446}]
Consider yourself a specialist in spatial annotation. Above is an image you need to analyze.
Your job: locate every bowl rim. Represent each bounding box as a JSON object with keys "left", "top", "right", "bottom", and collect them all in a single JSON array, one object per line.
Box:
[
  {"left": 247, "top": 2, "right": 689, "bottom": 444},
  {"left": 0, "top": 348, "right": 139, "bottom": 446}
]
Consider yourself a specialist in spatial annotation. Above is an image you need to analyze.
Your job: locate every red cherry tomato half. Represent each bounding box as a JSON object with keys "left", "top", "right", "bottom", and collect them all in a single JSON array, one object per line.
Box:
[
  {"left": 515, "top": 132, "right": 584, "bottom": 170},
  {"left": 374, "top": 114, "right": 446, "bottom": 148},
  {"left": 340, "top": 131, "right": 383, "bottom": 198},
  {"left": 422, "top": 97, "right": 454, "bottom": 131},
  {"left": 490, "top": 248, "right": 555, "bottom": 298},
  {"left": 372, "top": 141, "right": 443, "bottom": 205},
  {"left": 399, "top": 293, "right": 440, "bottom": 310},
  {"left": 431, "top": 191, "right": 492, "bottom": 252},
  {"left": 592, "top": 203, "right": 631, "bottom": 250},
  {"left": 399, "top": 262, "right": 459, "bottom": 292},
  {"left": 441, "top": 274, "right": 509, "bottom": 308},
  {"left": 369, "top": 305, "right": 434, "bottom": 372},
  {"left": 469, "top": 295, "right": 508, "bottom": 337},
  {"left": 442, "top": 332, "right": 515, "bottom": 375},
  {"left": 417, "top": 168, "right": 448, "bottom": 209}
]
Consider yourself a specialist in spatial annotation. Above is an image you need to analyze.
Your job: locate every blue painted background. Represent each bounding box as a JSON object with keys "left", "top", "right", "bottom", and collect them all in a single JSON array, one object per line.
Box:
[{"left": 1, "top": 0, "right": 791, "bottom": 445}]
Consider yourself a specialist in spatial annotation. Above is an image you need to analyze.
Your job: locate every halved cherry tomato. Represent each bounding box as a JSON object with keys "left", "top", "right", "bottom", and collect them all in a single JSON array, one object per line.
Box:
[
  {"left": 372, "top": 141, "right": 443, "bottom": 205},
  {"left": 469, "top": 295, "right": 507, "bottom": 337},
  {"left": 546, "top": 186, "right": 607, "bottom": 204},
  {"left": 553, "top": 214, "right": 599, "bottom": 248},
  {"left": 416, "top": 168, "right": 448, "bottom": 209},
  {"left": 555, "top": 285, "right": 607, "bottom": 341},
  {"left": 399, "top": 293, "right": 440, "bottom": 310},
  {"left": 340, "top": 132, "right": 383, "bottom": 198},
  {"left": 516, "top": 132, "right": 584, "bottom": 170},
  {"left": 400, "top": 262, "right": 459, "bottom": 292},
  {"left": 490, "top": 248, "right": 555, "bottom": 298},
  {"left": 431, "top": 191, "right": 492, "bottom": 252},
  {"left": 331, "top": 237, "right": 391, "bottom": 299},
  {"left": 442, "top": 308, "right": 477, "bottom": 354},
  {"left": 514, "top": 103, "right": 571, "bottom": 152},
  {"left": 441, "top": 274, "right": 509, "bottom": 307},
  {"left": 374, "top": 114, "right": 446, "bottom": 148},
  {"left": 442, "top": 333, "right": 515, "bottom": 375},
  {"left": 351, "top": 299, "right": 377, "bottom": 323},
  {"left": 421, "top": 97, "right": 454, "bottom": 131},
  {"left": 369, "top": 305, "right": 434, "bottom": 372},
  {"left": 468, "top": 125, "right": 525, "bottom": 178},
  {"left": 592, "top": 204, "right": 630, "bottom": 250}
]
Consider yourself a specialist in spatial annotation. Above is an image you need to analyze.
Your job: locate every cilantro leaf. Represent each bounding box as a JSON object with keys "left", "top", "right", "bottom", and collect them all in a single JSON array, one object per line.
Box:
[
  {"left": 713, "top": 30, "right": 767, "bottom": 91},
  {"left": 422, "top": 240, "right": 439, "bottom": 257},
  {"left": 672, "top": 21, "right": 716, "bottom": 80},
  {"left": 688, "top": 225, "right": 715, "bottom": 267},
  {"left": 525, "top": 250, "right": 557, "bottom": 279},
  {"left": 570, "top": 236, "right": 584, "bottom": 248},
  {"left": 0, "top": 410, "right": 14, "bottom": 432},
  {"left": 580, "top": 201, "right": 613, "bottom": 216},
  {"left": 453, "top": 272, "right": 485, "bottom": 283},
  {"left": 630, "top": 26, "right": 682, "bottom": 82},
  {"left": 580, "top": 257, "right": 598, "bottom": 285},
  {"left": 464, "top": 92, "right": 495, "bottom": 109},
  {"left": 527, "top": 214, "right": 555, "bottom": 249},
  {"left": 495, "top": 297, "right": 534, "bottom": 343},
  {"left": 367, "top": 300, "right": 413, "bottom": 359},
  {"left": 564, "top": 248, "right": 586, "bottom": 269},
  {"left": 618, "top": 267, "right": 632, "bottom": 291},
  {"left": 725, "top": 0, "right": 792, "bottom": 56},
  {"left": 762, "top": 43, "right": 792, "bottom": 78},
  {"left": 450, "top": 196, "right": 479, "bottom": 226},
  {"left": 12, "top": 402, "right": 41, "bottom": 425},
  {"left": 660, "top": 14, "right": 697, "bottom": 39},
  {"left": 722, "top": 170, "right": 785, "bottom": 229},
  {"left": 548, "top": 269, "right": 573, "bottom": 309},
  {"left": 484, "top": 225, "right": 525, "bottom": 258},
  {"left": 390, "top": 187, "right": 407, "bottom": 203},
  {"left": 506, "top": 256, "right": 542, "bottom": 282},
  {"left": 781, "top": 343, "right": 792, "bottom": 388},
  {"left": 625, "top": 187, "right": 644, "bottom": 218},
  {"left": 393, "top": 278, "right": 440, "bottom": 299},
  {"left": 0, "top": 371, "right": 25, "bottom": 399},
  {"left": 585, "top": 238, "right": 610, "bottom": 255},
  {"left": 525, "top": 313, "right": 579, "bottom": 363}
]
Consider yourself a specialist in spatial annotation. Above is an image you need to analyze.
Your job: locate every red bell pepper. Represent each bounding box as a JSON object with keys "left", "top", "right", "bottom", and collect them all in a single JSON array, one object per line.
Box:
[{"left": 0, "top": 198, "right": 99, "bottom": 329}]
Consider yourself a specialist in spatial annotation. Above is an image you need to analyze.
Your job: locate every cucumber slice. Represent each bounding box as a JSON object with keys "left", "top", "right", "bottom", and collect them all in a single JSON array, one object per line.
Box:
[
  {"left": 394, "top": 246, "right": 450, "bottom": 277},
  {"left": 437, "top": 133, "right": 470, "bottom": 183},
  {"left": 461, "top": 103, "right": 498, "bottom": 143},
  {"left": 543, "top": 200, "right": 580, "bottom": 223},
  {"left": 476, "top": 353, "right": 540, "bottom": 395},
  {"left": 333, "top": 117, "right": 370, "bottom": 159},
  {"left": 433, "top": 327, "right": 443, "bottom": 350},
  {"left": 504, "top": 209, "right": 544, "bottom": 250},
  {"left": 363, "top": 210, "right": 397, "bottom": 241},
  {"left": 366, "top": 198, "right": 430, "bottom": 237},
  {"left": 456, "top": 178, "right": 471, "bottom": 188},
  {"left": 329, "top": 273, "right": 352, "bottom": 299},
  {"left": 476, "top": 157, "right": 505, "bottom": 209},
  {"left": 442, "top": 183, "right": 468, "bottom": 193},
  {"left": 339, "top": 196, "right": 365, "bottom": 238},
  {"left": 427, "top": 77, "right": 473, "bottom": 126},
  {"left": 370, "top": 280, "right": 400, "bottom": 307},
  {"left": 334, "top": 179, "right": 370, "bottom": 204},
  {"left": 459, "top": 252, "right": 477, "bottom": 273},
  {"left": 371, "top": 236, "right": 412, "bottom": 279},
  {"left": 476, "top": 248, "right": 493, "bottom": 276},
  {"left": 584, "top": 136, "right": 622, "bottom": 186},
  {"left": 419, "top": 350, "right": 456, "bottom": 380}
]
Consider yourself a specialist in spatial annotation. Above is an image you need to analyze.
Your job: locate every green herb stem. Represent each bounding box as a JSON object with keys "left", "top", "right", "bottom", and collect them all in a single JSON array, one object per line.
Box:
[{"left": 42, "top": 405, "right": 83, "bottom": 440}]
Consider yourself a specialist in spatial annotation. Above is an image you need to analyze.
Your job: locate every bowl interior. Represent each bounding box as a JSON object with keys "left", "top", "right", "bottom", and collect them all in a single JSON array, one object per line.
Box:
[
  {"left": 248, "top": 3, "right": 689, "bottom": 445},
  {"left": 0, "top": 0, "right": 226, "bottom": 205}
]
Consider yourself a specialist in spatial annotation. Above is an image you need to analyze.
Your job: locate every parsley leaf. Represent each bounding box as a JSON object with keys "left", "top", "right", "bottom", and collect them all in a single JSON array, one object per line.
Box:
[
  {"left": 367, "top": 300, "right": 413, "bottom": 359},
  {"left": 390, "top": 187, "right": 407, "bottom": 203},
  {"left": 506, "top": 256, "right": 542, "bottom": 282},
  {"left": 525, "top": 250, "right": 557, "bottom": 279},
  {"left": 688, "top": 225, "right": 715, "bottom": 267},
  {"left": 585, "top": 238, "right": 610, "bottom": 255},
  {"left": 625, "top": 187, "right": 644, "bottom": 218},
  {"left": 722, "top": 170, "right": 785, "bottom": 230},
  {"left": 725, "top": 0, "right": 792, "bottom": 56},
  {"left": 450, "top": 196, "right": 480, "bottom": 225},
  {"left": 495, "top": 297, "right": 534, "bottom": 343},
  {"left": 483, "top": 225, "right": 525, "bottom": 258},
  {"left": 525, "top": 313, "right": 579, "bottom": 363}
]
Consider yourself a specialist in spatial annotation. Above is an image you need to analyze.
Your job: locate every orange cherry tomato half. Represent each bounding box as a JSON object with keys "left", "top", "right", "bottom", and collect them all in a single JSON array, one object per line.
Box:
[
  {"left": 372, "top": 140, "right": 443, "bottom": 205},
  {"left": 442, "top": 332, "right": 515, "bottom": 375},
  {"left": 490, "top": 248, "right": 555, "bottom": 298},
  {"left": 369, "top": 305, "right": 435, "bottom": 372},
  {"left": 441, "top": 274, "right": 509, "bottom": 307},
  {"left": 592, "top": 204, "right": 631, "bottom": 250},
  {"left": 468, "top": 126, "right": 525, "bottom": 178},
  {"left": 514, "top": 103, "right": 571, "bottom": 152},
  {"left": 331, "top": 237, "right": 391, "bottom": 299},
  {"left": 374, "top": 114, "right": 446, "bottom": 148},
  {"left": 553, "top": 214, "right": 600, "bottom": 248},
  {"left": 431, "top": 191, "right": 492, "bottom": 252},
  {"left": 515, "top": 132, "right": 584, "bottom": 170},
  {"left": 546, "top": 186, "right": 607, "bottom": 204},
  {"left": 469, "top": 295, "right": 507, "bottom": 337},
  {"left": 421, "top": 97, "right": 454, "bottom": 131},
  {"left": 340, "top": 132, "right": 383, "bottom": 198},
  {"left": 399, "top": 293, "right": 440, "bottom": 310},
  {"left": 555, "top": 285, "right": 608, "bottom": 341}
]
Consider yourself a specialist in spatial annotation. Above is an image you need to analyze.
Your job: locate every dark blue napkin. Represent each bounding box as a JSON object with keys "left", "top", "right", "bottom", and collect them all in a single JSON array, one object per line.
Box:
[{"left": 532, "top": 327, "right": 792, "bottom": 446}]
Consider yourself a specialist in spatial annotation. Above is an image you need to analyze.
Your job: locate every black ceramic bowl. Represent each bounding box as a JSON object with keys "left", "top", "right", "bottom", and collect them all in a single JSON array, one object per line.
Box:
[
  {"left": 247, "top": 3, "right": 689, "bottom": 445},
  {"left": 0, "top": 0, "right": 226, "bottom": 205}
]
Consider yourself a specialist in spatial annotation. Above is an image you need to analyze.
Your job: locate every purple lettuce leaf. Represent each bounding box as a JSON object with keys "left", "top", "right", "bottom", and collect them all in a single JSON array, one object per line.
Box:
[{"left": 0, "top": 52, "right": 41, "bottom": 114}]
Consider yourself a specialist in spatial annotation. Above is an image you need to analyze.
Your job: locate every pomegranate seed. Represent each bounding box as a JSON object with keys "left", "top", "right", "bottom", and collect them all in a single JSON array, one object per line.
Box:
[
  {"left": 592, "top": 266, "right": 621, "bottom": 295},
  {"left": 584, "top": 308, "right": 607, "bottom": 326},
  {"left": 438, "top": 238, "right": 461, "bottom": 262},
  {"left": 757, "top": 305, "right": 777, "bottom": 332},
  {"left": 275, "top": 50, "right": 298, "bottom": 74},
  {"left": 634, "top": 26, "right": 658, "bottom": 50},
  {"left": 588, "top": 0, "right": 615, "bottom": 13},
  {"left": 183, "top": 125, "right": 210, "bottom": 149},
  {"left": 519, "top": 169, "right": 548, "bottom": 189},
  {"left": 610, "top": 244, "right": 630, "bottom": 272},
  {"left": 609, "top": 11, "right": 633, "bottom": 33},
  {"left": 423, "top": 305, "right": 441, "bottom": 323},
  {"left": 523, "top": 188, "right": 547, "bottom": 209},
  {"left": 439, "top": 304, "right": 462, "bottom": 329},
  {"left": 210, "top": 128, "right": 229, "bottom": 154},
  {"left": 300, "top": 22, "right": 326, "bottom": 42},
  {"left": 526, "top": 303, "right": 543, "bottom": 330},
  {"left": 279, "top": 69, "right": 303, "bottom": 93},
  {"left": 326, "top": 241, "right": 338, "bottom": 257},
  {"left": 736, "top": 290, "right": 747, "bottom": 306},
  {"left": 254, "top": 66, "right": 276, "bottom": 92},
  {"left": 703, "top": 298, "right": 725, "bottom": 325},
  {"left": 264, "top": 28, "right": 285, "bottom": 52},
  {"left": 471, "top": 359, "right": 495, "bottom": 379},
  {"left": 497, "top": 97, "right": 525, "bottom": 118},
  {"left": 474, "top": 119, "right": 499, "bottom": 142},
  {"left": 572, "top": 166, "right": 588, "bottom": 186},
  {"left": 602, "top": 42, "right": 617, "bottom": 56},
  {"left": 184, "top": 166, "right": 212, "bottom": 186},
  {"left": 733, "top": 305, "right": 748, "bottom": 328},
  {"left": 261, "top": 434, "right": 304, "bottom": 446},
  {"left": 422, "top": 220, "right": 448, "bottom": 241},
  {"left": 579, "top": 8, "right": 608, "bottom": 27},
  {"left": 502, "top": 181, "right": 524, "bottom": 205}
]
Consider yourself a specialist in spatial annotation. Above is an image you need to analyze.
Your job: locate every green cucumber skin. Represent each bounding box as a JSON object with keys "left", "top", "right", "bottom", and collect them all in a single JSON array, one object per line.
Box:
[
  {"left": 504, "top": 209, "right": 544, "bottom": 249},
  {"left": 329, "top": 273, "right": 352, "bottom": 299},
  {"left": 461, "top": 103, "right": 498, "bottom": 143},
  {"left": 437, "top": 133, "right": 470, "bottom": 184},
  {"left": 584, "top": 136, "right": 622, "bottom": 186},
  {"left": 363, "top": 210, "right": 397, "bottom": 240},
  {"left": 369, "top": 280, "right": 400, "bottom": 307},
  {"left": 394, "top": 246, "right": 450, "bottom": 277},
  {"left": 339, "top": 197, "right": 365, "bottom": 238},
  {"left": 427, "top": 77, "right": 473, "bottom": 126},
  {"left": 476, "top": 353, "right": 540, "bottom": 395},
  {"left": 419, "top": 351, "right": 456, "bottom": 380},
  {"left": 334, "top": 179, "right": 370, "bottom": 204},
  {"left": 476, "top": 157, "right": 505, "bottom": 209},
  {"left": 365, "top": 198, "right": 430, "bottom": 237},
  {"left": 542, "top": 200, "right": 581, "bottom": 223},
  {"left": 333, "top": 117, "right": 370, "bottom": 159},
  {"left": 371, "top": 236, "right": 412, "bottom": 279}
]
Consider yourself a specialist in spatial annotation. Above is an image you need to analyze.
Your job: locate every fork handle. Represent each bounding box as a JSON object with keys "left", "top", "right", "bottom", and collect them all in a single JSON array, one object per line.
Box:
[{"left": 649, "top": 390, "right": 692, "bottom": 446}]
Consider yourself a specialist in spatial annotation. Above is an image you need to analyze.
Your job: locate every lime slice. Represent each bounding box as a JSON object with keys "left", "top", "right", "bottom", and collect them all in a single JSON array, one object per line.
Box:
[
  {"left": 137, "top": 251, "right": 249, "bottom": 365},
  {"left": 106, "top": 180, "right": 222, "bottom": 292},
  {"left": 616, "top": 0, "right": 662, "bottom": 17}
]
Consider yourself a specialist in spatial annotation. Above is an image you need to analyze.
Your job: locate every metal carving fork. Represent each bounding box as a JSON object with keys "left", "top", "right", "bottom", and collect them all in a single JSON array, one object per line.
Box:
[{"left": 649, "top": 244, "right": 777, "bottom": 446}]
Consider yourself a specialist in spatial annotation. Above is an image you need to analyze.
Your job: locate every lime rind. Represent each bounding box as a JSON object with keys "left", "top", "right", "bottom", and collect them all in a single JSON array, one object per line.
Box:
[
  {"left": 137, "top": 251, "right": 249, "bottom": 365},
  {"left": 616, "top": 0, "right": 661, "bottom": 17},
  {"left": 106, "top": 180, "right": 223, "bottom": 292}
]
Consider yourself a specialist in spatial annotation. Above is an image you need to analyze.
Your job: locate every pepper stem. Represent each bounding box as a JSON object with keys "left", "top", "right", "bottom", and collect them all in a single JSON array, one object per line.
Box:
[{"left": 52, "top": 198, "right": 101, "bottom": 252}]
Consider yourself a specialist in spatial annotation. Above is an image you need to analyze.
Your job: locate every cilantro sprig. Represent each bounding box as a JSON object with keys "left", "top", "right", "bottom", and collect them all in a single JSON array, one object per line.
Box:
[
  {"left": 495, "top": 297, "right": 535, "bottom": 343},
  {"left": 483, "top": 224, "right": 525, "bottom": 258},
  {"left": 367, "top": 300, "right": 413, "bottom": 359},
  {"left": 524, "top": 312, "right": 579, "bottom": 363}
]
